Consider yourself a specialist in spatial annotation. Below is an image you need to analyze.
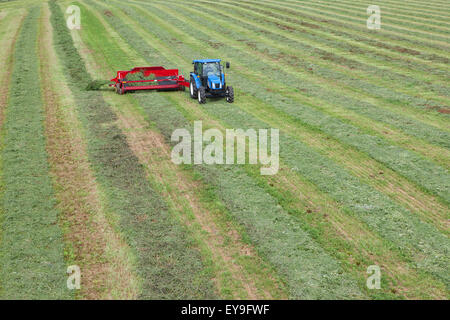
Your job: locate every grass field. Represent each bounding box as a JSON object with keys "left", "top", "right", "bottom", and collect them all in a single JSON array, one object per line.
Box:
[{"left": 0, "top": 0, "right": 448, "bottom": 299}]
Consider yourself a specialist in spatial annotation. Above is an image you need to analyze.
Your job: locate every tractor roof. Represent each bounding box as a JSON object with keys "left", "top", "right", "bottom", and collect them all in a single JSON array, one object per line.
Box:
[{"left": 193, "top": 59, "right": 221, "bottom": 63}]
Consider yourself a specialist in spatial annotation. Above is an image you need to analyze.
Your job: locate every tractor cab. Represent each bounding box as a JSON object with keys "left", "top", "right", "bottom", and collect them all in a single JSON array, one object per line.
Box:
[{"left": 189, "top": 59, "right": 234, "bottom": 104}]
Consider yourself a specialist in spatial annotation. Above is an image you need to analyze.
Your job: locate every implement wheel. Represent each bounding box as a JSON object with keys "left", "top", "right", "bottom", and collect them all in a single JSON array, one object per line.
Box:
[
  {"left": 226, "top": 85, "right": 234, "bottom": 103},
  {"left": 116, "top": 83, "right": 124, "bottom": 95},
  {"left": 190, "top": 78, "right": 198, "bottom": 98},
  {"left": 198, "top": 87, "right": 206, "bottom": 104}
]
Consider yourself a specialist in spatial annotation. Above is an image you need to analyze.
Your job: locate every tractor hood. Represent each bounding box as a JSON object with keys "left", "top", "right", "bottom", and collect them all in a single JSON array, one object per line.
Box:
[{"left": 207, "top": 74, "right": 222, "bottom": 89}]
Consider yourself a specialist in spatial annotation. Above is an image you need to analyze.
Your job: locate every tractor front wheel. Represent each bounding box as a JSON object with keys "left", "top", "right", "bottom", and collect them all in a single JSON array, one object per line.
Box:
[
  {"left": 190, "top": 78, "right": 198, "bottom": 98},
  {"left": 198, "top": 87, "right": 206, "bottom": 104},
  {"left": 226, "top": 86, "right": 234, "bottom": 103}
]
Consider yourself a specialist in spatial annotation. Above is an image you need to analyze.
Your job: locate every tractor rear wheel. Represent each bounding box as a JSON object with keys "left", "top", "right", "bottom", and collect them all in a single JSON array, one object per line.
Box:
[
  {"left": 198, "top": 87, "right": 206, "bottom": 104},
  {"left": 226, "top": 86, "right": 234, "bottom": 103},
  {"left": 190, "top": 78, "right": 198, "bottom": 98}
]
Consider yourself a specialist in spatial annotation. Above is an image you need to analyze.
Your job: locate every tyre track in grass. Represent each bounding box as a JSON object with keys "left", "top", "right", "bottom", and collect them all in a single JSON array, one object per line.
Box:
[
  {"left": 86, "top": 0, "right": 366, "bottom": 299},
  {"left": 117, "top": 2, "right": 450, "bottom": 209},
  {"left": 76, "top": 1, "right": 288, "bottom": 299},
  {"left": 40, "top": 3, "right": 138, "bottom": 299},
  {"left": 50, "top": 0, "right": 216, "bottom": 299},
  {"left": 161, "top": 0, "right": 450, "bottom": 146},
  {"left": 0, "top": 6, "right": 70, "bottom": 299},
  {"left": 92, "top": 1, "right": 448, "bottom": 298},
  {"left": 183, "top": 0, "right": 450, "bottom": 120}
]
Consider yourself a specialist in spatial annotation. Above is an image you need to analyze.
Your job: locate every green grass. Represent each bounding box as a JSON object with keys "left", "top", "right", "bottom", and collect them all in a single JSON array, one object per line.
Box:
[
  {"left": 90, "top": 0, "right": 449, "bottom": 296},
  {"left": 0, "top": 6, "right": 71, "bottom": 299},
  {"left": 0, "top": 0, "right": 447, "bottom": 300},
  {"left": 49, "top": 0, "right": 217, "bottom": 299},
  {"left": 85, "top": 0, "right": 370, "bottom": 299}
]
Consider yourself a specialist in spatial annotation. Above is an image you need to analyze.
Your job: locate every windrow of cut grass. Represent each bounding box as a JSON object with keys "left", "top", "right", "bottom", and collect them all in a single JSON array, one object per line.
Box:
[
  {"left": 0, "top": 7, "right": 25, "bottom": 117},
  {"left": 163, "top": 1, "right": 450, "bottom": 141},
  {"left": 49, "top": 0, "right": 217, "bottom": 299},
  {"left": 0, "top": 6, "right": 70, "bottom": 299},
  {"left": 39, "top": 2, "right": 138, "bottom": 299},
  {"left": 88, "top": 0, "right": 448, "bottom": 297},
  {"left": 83, "top": 0, "right": 366, "bottom": 299},
  {"left": 120, "top": 0, "right": 450, "bottom": 204},
  {"left": 76, "top": 2, "right": 288, "bottom": 299}
]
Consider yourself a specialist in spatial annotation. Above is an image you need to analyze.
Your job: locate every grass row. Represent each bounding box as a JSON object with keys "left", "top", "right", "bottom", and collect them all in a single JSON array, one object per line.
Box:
[
  {"left": 49, "top": 0, "right": 217, "bottom": 299},
  {"left": 0, "top": 6, "right": 70, "bottom": 299}
]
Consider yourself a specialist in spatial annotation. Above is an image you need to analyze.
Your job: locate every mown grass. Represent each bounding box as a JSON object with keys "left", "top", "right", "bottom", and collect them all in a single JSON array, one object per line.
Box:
[
  {"left": 88, "top": 0, "right": 394, "bottom": 300},
  {"left": 92, "top": 0, "right": 449, "bottom": 296},
  {"left": 49, "top": 0, "right": 216, "bottom": 299},
  {"left": 0, "top": 6, "right": 71, "bottom": 299}
]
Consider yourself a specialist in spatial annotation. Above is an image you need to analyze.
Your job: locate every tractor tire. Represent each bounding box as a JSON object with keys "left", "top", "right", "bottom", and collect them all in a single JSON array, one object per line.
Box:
[
  {"left": 226, "top": 86, "right": 234, "bottom": 103},
  {"left": 190, "top": 78, "right": 198, "bottom": 98},
  {"left": 198, "top": 87, "right": 206, "bottom": 104}
]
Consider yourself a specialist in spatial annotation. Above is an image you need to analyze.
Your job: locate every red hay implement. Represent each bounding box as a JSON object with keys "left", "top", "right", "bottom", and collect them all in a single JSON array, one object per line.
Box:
[{"left": 110, "top": 66, "right": 189, "bottom": 94}]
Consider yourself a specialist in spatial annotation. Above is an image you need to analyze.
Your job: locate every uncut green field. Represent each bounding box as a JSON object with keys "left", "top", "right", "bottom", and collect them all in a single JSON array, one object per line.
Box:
[{"left": 0, "top": 0, "right": 448, "bottom": 299}]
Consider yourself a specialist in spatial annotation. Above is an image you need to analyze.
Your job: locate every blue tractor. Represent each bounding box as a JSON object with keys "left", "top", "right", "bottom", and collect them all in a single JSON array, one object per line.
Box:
[{"left": 189, "top": 59, "right": 234, "bottom": 104}]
